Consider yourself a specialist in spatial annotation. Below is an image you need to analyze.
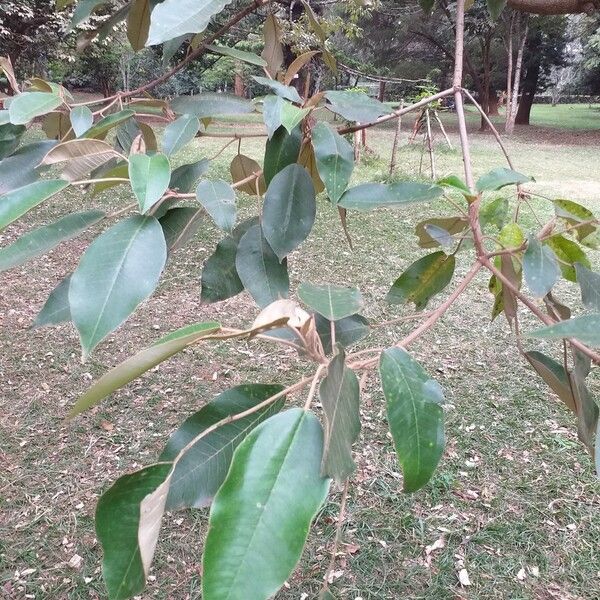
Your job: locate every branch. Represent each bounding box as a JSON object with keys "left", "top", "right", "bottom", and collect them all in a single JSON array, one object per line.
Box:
[
  {"left": 481, "top": 256, "right": 600, "bottom": 365},
  {"left": 461, "top": 88, "right": 516, "bottom": 171},
  {"left": 72, "top": 0, "right": 269, "bottom": 107},
  {"left": 507, "top": 0, "right": 599, "bottom": 14},
  {"left": 350, "top": 262, "right": 483, "bottom": 371},
  {"left": 452, "top": 0, "right": 475, "bottom": 191},
  {"left": 337, "top": 88, "right": 455, "bottom": 135}
]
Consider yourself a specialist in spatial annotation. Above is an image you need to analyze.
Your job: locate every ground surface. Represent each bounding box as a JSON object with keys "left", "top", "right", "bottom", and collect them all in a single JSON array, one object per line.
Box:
[{"left": 1, "top": 102, "right": 600, "bottom": 600}]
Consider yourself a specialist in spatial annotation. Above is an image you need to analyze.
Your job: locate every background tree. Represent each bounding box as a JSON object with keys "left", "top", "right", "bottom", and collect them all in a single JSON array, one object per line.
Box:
[{"left": 515, "top": 14, "right": 569, "bottom": 124}]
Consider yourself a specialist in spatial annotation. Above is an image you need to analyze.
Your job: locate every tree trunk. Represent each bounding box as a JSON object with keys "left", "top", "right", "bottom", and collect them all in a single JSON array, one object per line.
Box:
[
  {"left": 234, "top": 67, "right": 245, "bottom": 97},
  {"left": 506, "top": 17, "right": 528, "bottom": 134},
  {"left": 479, "top": 35, "right": 492, "bottom": 130},
  {"left": 378, "top": 80, "right": 386, "bottom": 102},
  {"left": 488, "top": 90, "right": 499, "bottom": 115},
  {"left": 515, "top": 58, "right": 540, "bottom": 125}
]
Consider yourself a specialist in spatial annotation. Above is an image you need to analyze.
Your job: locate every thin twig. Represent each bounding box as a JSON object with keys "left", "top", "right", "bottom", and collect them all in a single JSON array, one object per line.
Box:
[
  {"left": 304, "top": 365, "right": 326, "bottom": 410},
  {"left": 172, "top": 375, "right": 314, "bottom": 464},
  {"left": 350, "top": 262, "right": 483, "bottom": 371},
  {"left": 321, "top": 479, "right": 350, "bottom": 596},
  {"left": 337, "top": 88, "right": 455, "bottom": 135},
  {"left": 461, "top": 87, "right": 515, "bottom": 170},
  {"left": 71, "top": 0, "right": 271, "bottom": 107}
]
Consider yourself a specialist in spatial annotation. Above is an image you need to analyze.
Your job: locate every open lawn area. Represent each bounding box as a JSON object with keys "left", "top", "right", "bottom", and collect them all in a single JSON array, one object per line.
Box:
[{"left": 2, "top": 104, "right": 600, "bottom": 599}]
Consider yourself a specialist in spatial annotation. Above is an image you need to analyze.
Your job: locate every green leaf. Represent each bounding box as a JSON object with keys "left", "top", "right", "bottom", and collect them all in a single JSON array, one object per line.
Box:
[
  {"left": 437, "top": 174, "right": 472, "bottom": 197},
  {"left": 476, "top": 168, "right": 533, "bottom": 192},
  {"left": 253, "top": 76, "right": 302, "bottom": 103},
  {"left": 262, "top": 95, "right": 309, "bottom": 137},
  {"left": 528, "top": 314, "right": 600, "bottom": 346},
  {"left": 235, "top": 224, "right": 289, "bottom": 307},
  {"left": 553, "top": 198, "right": 598, "bottom": 246},
  {"left": 379, "top": 347, "right": 445, "bottom": 492},
  {"left": 523, "top": 350, "right": 576, "bottom": 413},
  {"left": 33, "top": 274, "right": 72, "bottom": 328},
  {"left": 0, "top": 123, "right": 26, "bottom": 159},
  {"left": 202, "top": 408, "right": 330, "bottom": 600},
  {"left": 0, "top": 140, "right": 56, "bottom": 194},
  {"left": 201, "top": 218, "right": 257, "bottom": 304},
  {"left": 419, "top": 0, "right": 435, "bottom": 12},
  {"left": 0, "top": 180, "right": 69, "bottom": 232},
  {"left": 311, "top": 122, "right": 354, "bottom": 203},
  {"left": 71, "top": 0, "right": 110, "bottom": 27},
  {"left": 0, "top": 210, "right": 104, "bottom": 272},
  {"left": 171, "top": 93, "right": 254, "bottom": 118},
  {"left": 422, "top": 225, "right": 454, "bottom": 248},
  {"left": 262, "top": 164, "right": 316, "bottom": 261},
  {"left": 91, "top": 162, "right": 129, "bottom": 196},
  {"left": 160, "top": 384, "right": 285, "bottom": 509},
  {"left": 480, "top": 196, "right": 509, "bottom": 230},
  {"left": 8, "top": 92, "right": 62, "bottom": 125},
  {"left": 571, "top": 349, "right": 598, "bottom": 453},
  {"left": 96, "top": 463, "right": 173, "bottom": 600},
  {"left": 127, "top": 0, "right": 151, "bottom": 50},
  {"left": 162, "top": 34, "right": 190, "bottom": 65},
  {"left": 116, "top": 118, "right": 158, "bottom": 153},
  {"left": 70, "top": 105, "right": 94, "bottom": 137},
  {"left": 129, "top": 153, "right": 171, "bottom": 213},
  {"left": 315, "top": 313, "right": 370, "bottom": 354},
  {"left": 575, "top": 263, "right": 600, "bottom": 312},
  {"left": 206, "top": 44, "right": 267, "bottom": 66},
  {"left": 415, "top": 217, "right": 468, "bottom": 249},
  {"left": 230, "top": 154, "right": 266, "bottom": 196},
  {"left": 198, "top": 218, "right": 253, "bottom": 303},
  {"left": 84, "top": 109, "right": 135, "bottom": 139},
  {"left": 169, "top": 158, "right": 210, "bottom": 193},
  {"left": 263, "top": 125, "right": 302, "bottom": 186},
  {"left": 71, "top": 320, "right": 220, "bottom": 415},
  {"left": 498, "top": 222, "right": 525, "bottom": 249},
  {"left": 339, "top": 182, "right": 442, "bottom": 211},
  {"left": 523, "top": 235, "right": 560, "bottom": 298},
  {"left": 545, "top": 235, "right": 590, "bottom": 282},
  {"left": 387, "top": 251, "right": 455, "bottom": 310},
  {"left": 162, "top": 114, "right": 200, "bottom": 156},
  {"left": 487, "top": 0, "right": 507, "bottom": 19},
  {"left": 69, "top": 215, "right": 167, "bottom": 358},
  {"left": 299, "top": 283, "right": 363, "bottom": 321},
  {"left": 320, "top": 345, "right": 360, "bottom": 482},
  {"left": 325, "top": 90, "right": 390, "bottom": 123},
  {"left": 159, "top": 207, "right": 203, "bottom": 252},
  {"left": 196, "top": 179, "right": 236, "bottom": 232},
  {"left": 147, "top": 0, "right": 234, "bottom": 45}
]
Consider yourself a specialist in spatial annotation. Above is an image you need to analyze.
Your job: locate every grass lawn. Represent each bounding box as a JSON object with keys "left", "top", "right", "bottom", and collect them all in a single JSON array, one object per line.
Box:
[
  {"left": 526, "top": 103, "right": 600, "bottom": 130},
  {"left": 1, "top": 104, "right": 600, "bottom": 600}
]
